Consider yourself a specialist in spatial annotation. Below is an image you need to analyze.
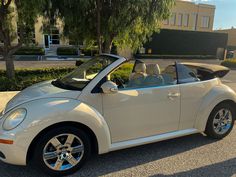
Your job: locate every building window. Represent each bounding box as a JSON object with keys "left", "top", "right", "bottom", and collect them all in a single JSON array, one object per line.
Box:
[
  {"left": 170, "top": 13, "right": 176, "bottom": 26},
  {"left": 183, "top": 14, "right": 189, "bottom": 27},
  {"left": 163, "top": 19, "right": 169, "bottom": 25},
  {"left": 177, "top": 14, "right": 183, "bottom": 26},
  {"left": 201, "top": 16, "right": 210, "bottom": 28},
  {"left": 50, "top": 28, "right": 60, "bottom": 45}
]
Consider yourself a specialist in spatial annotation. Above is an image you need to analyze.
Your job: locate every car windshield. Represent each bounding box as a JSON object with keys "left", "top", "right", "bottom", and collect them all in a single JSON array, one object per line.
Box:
[{"left": 52, "top": 55, "right": 117, "bottom": 90}]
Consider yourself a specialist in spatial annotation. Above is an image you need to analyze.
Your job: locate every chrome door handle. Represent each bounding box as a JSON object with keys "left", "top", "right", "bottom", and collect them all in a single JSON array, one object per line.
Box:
[{"left": 168, "top": 92, "right": 180, "bottom": 98}]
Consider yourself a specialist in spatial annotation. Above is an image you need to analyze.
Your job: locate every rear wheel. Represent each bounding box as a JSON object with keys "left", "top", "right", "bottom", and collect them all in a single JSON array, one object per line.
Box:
[
  {"left": 32, "top": 126, "right": 91, "bottom": 176},
  {"left": 205, "top": 103, "right": 235, "bottom": 139}
]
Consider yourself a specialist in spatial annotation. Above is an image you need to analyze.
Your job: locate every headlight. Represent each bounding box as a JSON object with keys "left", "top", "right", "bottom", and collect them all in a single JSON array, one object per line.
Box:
[{"left": 3, "top": 108, "right": 27, "bottom": 130}]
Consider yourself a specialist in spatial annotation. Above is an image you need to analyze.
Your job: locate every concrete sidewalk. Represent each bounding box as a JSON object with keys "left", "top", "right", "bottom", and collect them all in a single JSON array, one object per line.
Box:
[{"left": 0, "top": 92, "right": 18, "bottom": 112}]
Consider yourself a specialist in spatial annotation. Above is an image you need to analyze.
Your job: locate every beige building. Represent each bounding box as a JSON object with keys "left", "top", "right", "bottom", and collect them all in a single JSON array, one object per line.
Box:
[
  {"left": 216, "top": 28, "right": 236, "bottom": 58},
  {"left": 162, "top": 0, "right": 215, "bottom": 32},
  {"left": 34, "top": 17, "right": 69, "bottom": 49},
  {"left": 216, "top": 28, "right": 236, "bottom": 48},
  {"left": 1, "top": 0, "right": 216, "bottom": 54}
]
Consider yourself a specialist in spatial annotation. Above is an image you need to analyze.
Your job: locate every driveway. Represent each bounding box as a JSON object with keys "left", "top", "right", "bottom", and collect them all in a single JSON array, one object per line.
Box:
[
  {"left": 1, "top": 63, "right": 236, "bottom": 177},
  {"left": 1, "top": 130, "right": 236, "bottom": 177}
]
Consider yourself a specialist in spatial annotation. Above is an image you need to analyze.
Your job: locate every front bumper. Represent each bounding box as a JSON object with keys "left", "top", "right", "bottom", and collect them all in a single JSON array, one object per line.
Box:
[{"left": 0, "top": 127, "right": 28, "bottom": 165}]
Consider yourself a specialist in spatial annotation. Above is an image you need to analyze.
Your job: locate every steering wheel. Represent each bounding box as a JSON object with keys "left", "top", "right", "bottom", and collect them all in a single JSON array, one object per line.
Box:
[{"left": 114, "top": 77, "right": 125, "bottom": 88}]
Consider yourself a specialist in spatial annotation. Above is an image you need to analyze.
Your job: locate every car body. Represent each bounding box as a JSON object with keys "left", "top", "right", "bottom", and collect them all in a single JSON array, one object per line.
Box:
[{"left": 0, "top": 54, "right": 235, "bottom": 176}]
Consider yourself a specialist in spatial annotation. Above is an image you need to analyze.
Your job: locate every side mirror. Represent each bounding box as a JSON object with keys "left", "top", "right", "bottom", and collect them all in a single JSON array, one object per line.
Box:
[{"left": 101, "top": 81, "right": 118, "bottom": 94}]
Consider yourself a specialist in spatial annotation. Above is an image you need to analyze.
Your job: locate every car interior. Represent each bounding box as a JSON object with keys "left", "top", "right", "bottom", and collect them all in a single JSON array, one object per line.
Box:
[
  {"left": 110, "top": 60, "right": 178, "bottom": 89},
  {"left": 109, "top": 59, "right": 222, "bottom": 90}
]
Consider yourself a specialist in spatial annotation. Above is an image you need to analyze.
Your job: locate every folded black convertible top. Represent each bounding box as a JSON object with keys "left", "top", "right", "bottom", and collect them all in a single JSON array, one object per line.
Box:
[{"left": 181, "top": 62, "right": 230, "bottom": 78}]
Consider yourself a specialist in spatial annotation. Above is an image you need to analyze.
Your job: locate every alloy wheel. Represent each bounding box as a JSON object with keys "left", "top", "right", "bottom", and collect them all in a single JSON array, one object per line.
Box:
[
  {"left": 43, "top": 133, "right": 84, "bottom": 171},
  {"left": 213, "top": 108, "right": 233, "bottom": 135}
]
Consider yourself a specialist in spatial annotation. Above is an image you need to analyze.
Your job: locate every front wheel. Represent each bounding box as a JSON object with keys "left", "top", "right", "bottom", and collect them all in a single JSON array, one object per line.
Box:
[
  {"left": 205, "top": 103, "right": 235, "bottom": 139},
  {"left": 32, "top": 126, "right": 91, "bottom": 176}
]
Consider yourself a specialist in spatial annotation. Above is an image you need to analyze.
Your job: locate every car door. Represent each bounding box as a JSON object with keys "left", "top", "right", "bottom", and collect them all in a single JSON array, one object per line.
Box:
[
  {"left": 102, "top": 63, "right": 181, "bottom": 143},
  {"left": 176, "top": 63, "right": 215, "bottom": 130}
]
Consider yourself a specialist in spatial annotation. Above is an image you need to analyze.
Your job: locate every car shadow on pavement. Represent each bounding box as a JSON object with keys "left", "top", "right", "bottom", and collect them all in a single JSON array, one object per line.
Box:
[
  {"left": 0, "top": 133, "right": 219, "bottom": 177},
  {"left": 151, "top": 157, "right": 236, "bottom": 177}
]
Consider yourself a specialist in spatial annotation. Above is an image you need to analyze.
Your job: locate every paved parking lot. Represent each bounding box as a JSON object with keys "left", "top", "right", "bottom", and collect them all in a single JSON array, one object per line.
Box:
[
  {"left": 1, "top": 130, "right": 236, "bottom": 177},
  {"left": 1, "top": 60, "right": 236, "bottom": 177}
]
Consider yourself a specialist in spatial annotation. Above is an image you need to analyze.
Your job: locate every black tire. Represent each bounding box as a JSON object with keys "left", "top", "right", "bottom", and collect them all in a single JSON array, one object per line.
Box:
[
  {"left": 205, "top": 102, "right": 235, "bottom": 139},
  {"left": 31, "top": 126, "right": 91, "bottom": 176}
]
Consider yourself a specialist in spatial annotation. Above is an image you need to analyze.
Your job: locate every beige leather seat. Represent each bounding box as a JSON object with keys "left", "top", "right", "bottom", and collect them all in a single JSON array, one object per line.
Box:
[
  {"left": 145, "top": 64, "right": 164, "bottom": 86},
  {"left": 128, "top": 63, "right": 147, "bottom": 87}
]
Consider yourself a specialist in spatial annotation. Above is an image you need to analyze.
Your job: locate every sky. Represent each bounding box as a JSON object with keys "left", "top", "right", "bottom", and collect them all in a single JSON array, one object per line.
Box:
[{"left": 182, "top": 0, "right": 236, "bottom": 30}]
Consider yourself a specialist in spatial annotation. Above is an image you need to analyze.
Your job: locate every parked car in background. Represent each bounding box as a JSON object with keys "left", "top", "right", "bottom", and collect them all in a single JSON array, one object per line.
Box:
[
  {"left": 0, "top": 54, "right": 235, "bottom": 176},
  {"left": 227, "top": 51, "right": 234, "bottom": 59}
]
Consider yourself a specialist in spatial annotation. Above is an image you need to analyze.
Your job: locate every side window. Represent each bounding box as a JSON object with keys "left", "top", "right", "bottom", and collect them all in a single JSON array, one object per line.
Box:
[
  {"left": 110, "top": 62, "right": 134, "bottom": 89},
  {"left": 109, "top": 61, "right": 177, "bottom": 90},
  {"left": 177, "top": 64, "right": 200, "bottom": 84}
]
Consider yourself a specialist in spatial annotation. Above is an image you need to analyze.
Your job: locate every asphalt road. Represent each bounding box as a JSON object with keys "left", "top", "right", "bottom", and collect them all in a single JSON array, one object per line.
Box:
[
  {"left": 1, "top": 60, "right": 236, "bottom": 177},
  {"left": 0, "top": 59, "right": 222, "bottom": 70},
  {"left": 1, "top": 131, "right": 236, "bottom": 177}
]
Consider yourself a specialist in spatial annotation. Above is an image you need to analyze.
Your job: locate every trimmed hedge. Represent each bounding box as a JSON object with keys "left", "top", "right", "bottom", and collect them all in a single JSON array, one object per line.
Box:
[
  {"left": 57, "top": 47, "right": 78, "bottom": 56},
  {"left": 80, "top": 48, "right": 99, "bottom": 56},
  {"left": 111, "top": 63, "right": 134, "bottom": 82},
  {"left": 14, "top": 46, "right": 45, "bottom": 55},
  {"left": 0, "top": 63, "right": 134, "bottom": 91},
  {"left": 221, "top": 59, "right": 236, "bottom": 69},
  {"left": 0, "top": 67, "right": 75, "bottom": 91}
]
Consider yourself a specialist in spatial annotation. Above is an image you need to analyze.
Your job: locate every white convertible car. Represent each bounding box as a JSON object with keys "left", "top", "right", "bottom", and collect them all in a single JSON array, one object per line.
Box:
[{"left": 0, "top": 54, "right": 235, "bottom": 176}]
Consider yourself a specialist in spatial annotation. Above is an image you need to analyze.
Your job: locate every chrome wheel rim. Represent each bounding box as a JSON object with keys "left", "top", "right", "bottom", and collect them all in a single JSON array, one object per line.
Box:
[
  {"left": 43, "top": 133, "right": 84, "bottom": 171},
  {"left": 213, "top": 108, "right": 233, "bottom": 135}
]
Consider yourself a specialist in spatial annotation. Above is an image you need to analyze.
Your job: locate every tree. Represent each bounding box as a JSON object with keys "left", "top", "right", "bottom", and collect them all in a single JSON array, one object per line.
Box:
[
  {"left": 0, "top": 0, "right": 45, "bottom": 79},
  {"left": 47, "top": 0, "right": 174, "bottom": 54}
]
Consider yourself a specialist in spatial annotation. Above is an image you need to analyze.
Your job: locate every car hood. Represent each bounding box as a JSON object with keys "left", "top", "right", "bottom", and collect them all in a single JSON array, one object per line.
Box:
[{"left": 4, "top": 80, "right": 81, "bottom": 113}]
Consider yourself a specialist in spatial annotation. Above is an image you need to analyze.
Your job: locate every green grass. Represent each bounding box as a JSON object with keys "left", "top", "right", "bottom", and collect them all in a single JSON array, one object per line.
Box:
[{"left": 221, "top": 59, "right": 236, "bottom": 68}]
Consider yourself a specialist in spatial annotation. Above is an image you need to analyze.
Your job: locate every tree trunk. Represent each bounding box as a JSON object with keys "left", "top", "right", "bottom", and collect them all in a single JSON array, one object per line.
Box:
[
  {"left": 4, "top": 55, "right": 15, "bottom": 79},
  {"left": 96, "top": 0, "right": 102, "bottom": 54},
  {"left": 103, "top": 37, "right": 112, "bottom": 54}
]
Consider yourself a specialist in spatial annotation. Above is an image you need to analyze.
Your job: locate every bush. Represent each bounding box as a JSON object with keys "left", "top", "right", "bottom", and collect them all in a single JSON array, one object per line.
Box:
[
  {"left": 57, "top": 47, "right": 78, "bottom": 56},
  {"left": 0, "top": 63, "right": 134, "bottom": 91},
  {"left": 111, "top": 63, "right": 134, "bottom": 82},
  {"left": 0, "top": 67, "right": 75, "bottom": 91},
  {"left": 80, "top": 48, "right": 99, "bottom": 56},
  {"left": 14, "top": 46, "right": 45, "bottom": 55},
  {"left": 221, "top": 59, "right": 236, "bottom": 68}
]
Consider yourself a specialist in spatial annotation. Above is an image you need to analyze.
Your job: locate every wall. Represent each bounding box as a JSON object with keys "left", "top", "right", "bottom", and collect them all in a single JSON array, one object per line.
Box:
[
  {"left": 141, "top": 29, "right": 228, "bottom": 59},
  {"left": 34, "top": 17, "right": 68, "bottom": 47}
]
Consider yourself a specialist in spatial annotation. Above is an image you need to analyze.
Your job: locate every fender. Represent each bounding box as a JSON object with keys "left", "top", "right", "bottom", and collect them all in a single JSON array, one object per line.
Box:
[
  {"left": 13, "top": 97, "right": 111, "bottom": 161},
  {"left": 195, "top": 84, "right": 236, "bottom": 131}
]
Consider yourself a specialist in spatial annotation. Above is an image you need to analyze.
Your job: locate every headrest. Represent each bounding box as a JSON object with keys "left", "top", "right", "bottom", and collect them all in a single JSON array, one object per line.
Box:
[
  {"left": 134, "top": 63, "right": 146, "bottom": 73},
  {"left": 146, "top": 64, "right": 161, "bottom": 75}
]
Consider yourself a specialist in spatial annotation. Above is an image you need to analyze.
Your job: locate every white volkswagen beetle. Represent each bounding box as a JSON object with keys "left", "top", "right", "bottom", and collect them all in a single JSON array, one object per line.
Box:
[{"left": 0, "top": 54, "right": 235, "bottom": 176}]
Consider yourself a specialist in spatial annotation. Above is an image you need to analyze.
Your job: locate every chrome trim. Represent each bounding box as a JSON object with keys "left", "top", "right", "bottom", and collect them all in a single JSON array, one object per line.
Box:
[
  {"left": 118, "top": 84, "right": 179, "bottom": 92},
  {"left": 110, "top": 128, "right": 199, "bottom": 151}
]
